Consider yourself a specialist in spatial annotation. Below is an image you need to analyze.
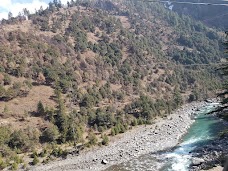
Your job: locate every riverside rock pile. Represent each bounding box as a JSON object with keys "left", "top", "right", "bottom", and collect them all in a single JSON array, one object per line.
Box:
[
  {"left": 188, "top": 101, "right": 228, "bottom": 171},
  {"left": 30, "top": 102, "right": 207, "bottom": 171},
  {"left": 189, "top": 135, "right": 228, "bottom": 171}
]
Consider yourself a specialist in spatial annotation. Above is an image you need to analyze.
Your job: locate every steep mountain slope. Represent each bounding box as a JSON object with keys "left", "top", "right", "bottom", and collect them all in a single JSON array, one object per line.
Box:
[
  {"left": 0, "top": 0, "right": 224, "bottom": 169},
  {"left": 170, "top": 0, "right": 228, "bottom": 29}
]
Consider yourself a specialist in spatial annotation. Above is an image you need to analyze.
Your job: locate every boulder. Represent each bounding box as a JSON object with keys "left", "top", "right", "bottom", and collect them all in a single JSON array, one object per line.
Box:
[
  {"left": 205, "top": 99, "right": 213, "bottom": 103},
  {"left": 101, "top": 159, "right": 108, "bottom": 164},
  {"left": 192, "top": 158, "right": 204, "bottom": 166}
]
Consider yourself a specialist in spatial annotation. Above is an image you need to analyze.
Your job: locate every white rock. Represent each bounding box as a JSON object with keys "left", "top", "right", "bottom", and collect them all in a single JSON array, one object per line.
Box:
[
  {"left": 192, "top": 158, "right": 204, "bottom": 166},
  {"left": 101, "top": 159, "right": 109, "bottom": 164}
]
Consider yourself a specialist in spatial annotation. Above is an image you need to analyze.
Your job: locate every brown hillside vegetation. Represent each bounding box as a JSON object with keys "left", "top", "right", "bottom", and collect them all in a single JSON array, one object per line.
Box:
[
  {"left": 0, "top": 85, "right": 55, "bottom": 117},
  {"left": 0, "top": 0, "right": 224, "bottom": 169}
]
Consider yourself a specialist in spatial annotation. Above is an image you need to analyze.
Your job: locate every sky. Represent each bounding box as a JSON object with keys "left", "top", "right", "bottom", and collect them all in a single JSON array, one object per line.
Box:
[{"left": 0, "top": 0, "right": 69, "bottom": 20}]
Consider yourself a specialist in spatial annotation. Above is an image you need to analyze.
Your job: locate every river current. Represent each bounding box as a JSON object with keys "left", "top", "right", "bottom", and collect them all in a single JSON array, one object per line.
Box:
[{"left": 106, "top": 103, "right": 225, "bottom": 171}]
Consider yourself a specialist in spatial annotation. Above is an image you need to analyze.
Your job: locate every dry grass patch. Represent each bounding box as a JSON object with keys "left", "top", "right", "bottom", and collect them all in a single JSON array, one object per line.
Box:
[
  {"left": 0, "top": 85, "right": 56, "bottom": 117},
  {"left": 87, "top": 32, "right": 100, "bottom": 43},
  {"left": 116, "top": 16, "right": 131, "bottom": 29}
]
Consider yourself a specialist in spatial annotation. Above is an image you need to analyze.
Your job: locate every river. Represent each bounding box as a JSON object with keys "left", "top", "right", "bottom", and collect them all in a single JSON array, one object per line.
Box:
[{"left": 106, "top": 102, "right": 225, "bottom": 171}]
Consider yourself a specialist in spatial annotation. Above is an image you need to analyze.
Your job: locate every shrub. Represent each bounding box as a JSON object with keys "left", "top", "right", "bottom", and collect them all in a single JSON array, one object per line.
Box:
[
  {"left": 3, "top": 74, "right": 11, "bottom": 85},
  {"left": 37, "top": 101, "right": 45, "bottom": 116},
  {"left": 51, "top": 148, "right": 59, "bottom": 157},
  {"left": 32, "top": 155, "right": 39, "bottom": 165},
  {"left": 50, "top": 147, "right": 67, "bottom": 158},
  {"left": 41, "top": 125, "right": 59, "bottom": 142},
  {"left": 114, "top": 126, "right": 119, "bottom": 135},
  {"left": 0, "top": 156, "right": 7, "bottom": 170},
  {"left": 13, "top": 155, "right": 23, "bottom": 164},
  {"left": 22, "top": 163, "right": 27, "bottom": 169},
  {"left": 39, "top": 149, "right": 47, "bottom": 157},
  {"left": 11, "top": 162, "right": 18, "bottom": 170},
  {"left": 137, "top": 118, "right": 144, "bottom": 125},
  {"left": 98, "top": 126, "right": 104, "bottom": 133},
  {"left": 31, "top": 151, "right": 38, "bottom": 158},
  {"left": 131, "top": 119, "right": 138, "bottom": 126},
  {"left": 118, "top": 124, "right": 126, "bottom": 133},
  {"left": 0, "top": 126, "right": 11, "bottom": 145},
  {"left": 111, "top": 128, "right": 115, "bottom": 136},
  {"left": 88, "top": 132, "right": 97, "bottom": 145},
  {"left": 101, "top": 134, "right": 109, "bottom": 145},
  {"left": 8, "top": 130, "right": 29, "bottom": 151}
]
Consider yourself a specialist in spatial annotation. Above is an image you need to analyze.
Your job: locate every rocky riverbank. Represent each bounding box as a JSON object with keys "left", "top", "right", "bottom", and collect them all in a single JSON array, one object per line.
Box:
[{"left": 29, "top": 101, "right": 208, "bottom": 171}]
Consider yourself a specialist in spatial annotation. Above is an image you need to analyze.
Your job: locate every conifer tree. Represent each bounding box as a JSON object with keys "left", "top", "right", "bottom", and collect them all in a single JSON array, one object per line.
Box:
[{"left": 37, "top": 101, "right": 45, "bottom": 116}]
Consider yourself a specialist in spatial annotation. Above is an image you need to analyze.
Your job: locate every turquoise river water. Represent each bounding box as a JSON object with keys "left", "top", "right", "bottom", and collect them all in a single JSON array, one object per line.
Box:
[{"left": 106, "top": 103, "right": 225, "bottom": 171}]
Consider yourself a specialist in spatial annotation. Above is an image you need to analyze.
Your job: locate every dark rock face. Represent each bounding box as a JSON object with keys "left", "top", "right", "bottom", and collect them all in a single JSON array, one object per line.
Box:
[{"left": 189, "top": 136, "right": 228, "bottom": 171}]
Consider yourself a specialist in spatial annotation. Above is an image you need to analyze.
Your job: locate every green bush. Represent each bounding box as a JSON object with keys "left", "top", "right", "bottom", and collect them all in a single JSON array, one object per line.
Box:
[
  {"left": 51, "top": 148, "right": 59, "bottom": 157},
  {"left": 0, "top": 126, "right": 11, "bottom": 145},
  {"left": 113, "top": 126, "right": 119, "bottom": 135},
  {"left": 13, "top": 155, "right": 23, "bottom": 164},
  {"left": 101, "top": 134, "right": 109, "bottom": 145},
  {"left": 118, "top": 124, "right": 126, "bottom": 133},
  {"left": 11, "top": 162, "right": 18, "bottom": 170},
  {"left": 8, "top": 130, "right": 29, "bottom": 151},
  {"left": 137, "top": 118, "right": 144, "bottom": 125},
  {"left": 98, "top": 126, "right": 104, "bottom": 133},
  {"left": 111, "top": 128, "right": 115, "bottom": 136},
  {"left": 131, "top": 119, "right": 138, "bottom": 126},
  {"left": 32, "top": 155, "right": 39, "bottom": 165},
  {"left": 51, "top": 147, "right": 67, "bottom": 158},
  {"left": 3, "top": 74, "right": 11, "bottom": 85},
  {"left": 41, "top": 125, "right": 59, "bottom": 143},
  {"left": 37, "top": 101, "right": 45, "bottom": 116},
  {"left": 22, "top": 163, "right": 27, "bottom": 169},
  {"left": 0, "top": 156, "right": 7, "bottom": 170},
  {"left": 39, "top": 151, "right": 46, "bottom": 158},
  {"left": 88, "top": 132, "right": 97, "bottom": 145},
  {"left": 31, "top": 151, "right": 38, "bottom": 158}
]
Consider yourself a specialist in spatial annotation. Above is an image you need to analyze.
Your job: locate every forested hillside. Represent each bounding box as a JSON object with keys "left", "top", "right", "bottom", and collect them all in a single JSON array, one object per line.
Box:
[
  {"left": 171, "top": 0, "right": 228, "bottom": 29},
  {"left": 0, "top": 0, "right": 224, "bottom": 169}
]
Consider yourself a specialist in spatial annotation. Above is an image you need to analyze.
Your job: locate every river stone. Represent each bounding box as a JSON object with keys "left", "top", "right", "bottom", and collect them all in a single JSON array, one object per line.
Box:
[
  {"left": 205, "top": 99, "right": 213, "bottom": 103},
  {"left": 192, "top": 158, "right": 204, "bottom": 166},
  {"left": 101, "top": 159, "right": 108, "bottom": 164}
]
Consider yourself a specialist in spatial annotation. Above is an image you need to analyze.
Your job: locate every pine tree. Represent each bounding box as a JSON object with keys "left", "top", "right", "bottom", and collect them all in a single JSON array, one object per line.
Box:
[
  {"left": 173, "top": 88, "right": 183, "bottom": 109},
  {"left": 37, "top": 101, "right": 45, "bottom": 116},
  {"left": 55, "top": 90, "right": 68, "bottom": 142}
]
